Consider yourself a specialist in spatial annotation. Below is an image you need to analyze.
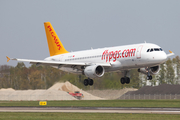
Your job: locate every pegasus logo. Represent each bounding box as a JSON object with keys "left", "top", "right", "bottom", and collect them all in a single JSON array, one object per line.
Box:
[
  {"left": 47, "top": 25, "right": 61, "bottom": 50},
  {"left": 102, "top": 48, "right": 136, "bottom": 62}
]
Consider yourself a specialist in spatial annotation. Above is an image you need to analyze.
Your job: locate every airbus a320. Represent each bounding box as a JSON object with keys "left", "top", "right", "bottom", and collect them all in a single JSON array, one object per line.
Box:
[{"left": 7, "top": 22, "right": 175, "bottom": 86}]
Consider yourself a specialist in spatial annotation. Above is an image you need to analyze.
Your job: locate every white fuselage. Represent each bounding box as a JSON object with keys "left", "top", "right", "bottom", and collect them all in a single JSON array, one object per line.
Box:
[{"left": 44, "top": 43, "right": 167, "bottom": 74}]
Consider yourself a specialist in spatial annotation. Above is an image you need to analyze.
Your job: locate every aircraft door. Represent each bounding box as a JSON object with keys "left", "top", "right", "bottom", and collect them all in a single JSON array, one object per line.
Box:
[{"left": 136, "top": 45, "right": 143, "bottom": 59}]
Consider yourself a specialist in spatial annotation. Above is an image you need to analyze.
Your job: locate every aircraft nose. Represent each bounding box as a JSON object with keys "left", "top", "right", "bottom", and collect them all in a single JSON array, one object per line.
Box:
[{"left": 156, "top": 52, "right": 167, "bottom": 62}]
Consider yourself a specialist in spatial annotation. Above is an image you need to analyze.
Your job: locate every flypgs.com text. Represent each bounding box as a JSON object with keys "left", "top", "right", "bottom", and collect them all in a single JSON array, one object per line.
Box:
[{"left": 102, "top": 48, "right": 136, "bottom": 62}]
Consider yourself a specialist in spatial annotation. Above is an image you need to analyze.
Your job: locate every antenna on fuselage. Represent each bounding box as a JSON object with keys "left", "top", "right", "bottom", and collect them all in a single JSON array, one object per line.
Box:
[{"left": 144, "top": 41, "right": 147, "bottom": 43}]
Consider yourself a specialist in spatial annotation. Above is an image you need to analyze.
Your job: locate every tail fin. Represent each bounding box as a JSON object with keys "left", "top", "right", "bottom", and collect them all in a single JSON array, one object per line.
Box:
[{"left": 44, "top": 22, "right": 69, "bottom": 56}]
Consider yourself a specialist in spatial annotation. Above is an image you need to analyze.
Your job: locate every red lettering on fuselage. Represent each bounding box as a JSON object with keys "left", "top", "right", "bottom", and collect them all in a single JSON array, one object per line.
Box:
[
  {"left": 47, "top": 25, "right": 61, "bottom": 50},
  {"left": 102, "top": 48, "right": 136, "bottom": 62}
]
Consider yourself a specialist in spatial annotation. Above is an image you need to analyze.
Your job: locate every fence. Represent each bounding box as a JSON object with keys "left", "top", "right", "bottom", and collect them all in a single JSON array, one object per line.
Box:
[
  {"left": 118, "top": 94, "right": 180, "bottom": 100},
  {"left": 0, "top": 94, "right": 103, "bottom": 101},
  {"left": 1, "top": 94, "right": 180, "bottom": 101}
]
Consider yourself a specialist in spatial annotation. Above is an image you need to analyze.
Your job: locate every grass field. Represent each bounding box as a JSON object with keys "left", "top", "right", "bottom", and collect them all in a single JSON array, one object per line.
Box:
[
  {"left": 0, "top": 112, "right": 180, "bottom": 120},
  {"left": 0, "top": 100, "right": 180, "bottom": 120},
  {"left": 0, "top": 100, "right": 180, "bottom": 108}
]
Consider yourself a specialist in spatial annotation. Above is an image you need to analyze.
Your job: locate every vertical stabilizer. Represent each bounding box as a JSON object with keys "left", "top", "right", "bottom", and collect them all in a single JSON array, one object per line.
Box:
[{"left": 44, "top": 22, "right": 69, "bottom": 56}]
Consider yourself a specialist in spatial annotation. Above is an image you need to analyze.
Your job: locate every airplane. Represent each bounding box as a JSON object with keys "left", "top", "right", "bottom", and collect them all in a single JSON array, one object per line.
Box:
[{"left": 6, "top": 22, "right": 175, "bottom": 86}]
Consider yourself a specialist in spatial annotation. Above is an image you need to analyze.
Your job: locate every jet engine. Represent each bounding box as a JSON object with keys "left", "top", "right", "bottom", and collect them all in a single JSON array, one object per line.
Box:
[
  {"left": 138, "top": 65, "right": 160, "bottom": 75},
  {"left": 83, "top": 65, "right": 104, "bottom": 78}
]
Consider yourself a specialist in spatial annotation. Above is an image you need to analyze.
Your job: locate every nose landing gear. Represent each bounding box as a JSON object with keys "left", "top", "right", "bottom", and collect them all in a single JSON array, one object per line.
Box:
[
  {"left": 146, "top": 67, "right": 153, "bottom": 80},
  {"left": 147, "top": 75, "right": 152, "bottom": 80}
]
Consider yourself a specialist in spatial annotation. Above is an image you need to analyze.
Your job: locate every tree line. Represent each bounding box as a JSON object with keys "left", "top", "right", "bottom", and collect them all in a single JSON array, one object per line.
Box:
[{"left": 0, "top": 56, "right": 179, "bottom": 90}]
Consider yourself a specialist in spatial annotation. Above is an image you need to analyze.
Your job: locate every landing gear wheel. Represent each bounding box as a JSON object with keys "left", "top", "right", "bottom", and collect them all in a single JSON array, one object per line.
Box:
[
  {"left": 120, "top": 77, "right": 130, "bottom": 84},
  {"left": 149, "top": 75, "right": 152, "bottom": 80},
  {"left": 126, "top": 77, "right": 130, "bottom": 84},
  {"left": 120, "top": 77, "right": 126, "bottom": 84},
  {"left": 84, "top": 78, "right": 94, "bottom": 86},
  {"left": 147, "top": 75, "right": 152, "bottom": 80},
  {"left": 84, "top": 79, "right": 89, "bottom": 86},
  {"left": 88, "top": 79, "right": 94, "bottom": 86}
]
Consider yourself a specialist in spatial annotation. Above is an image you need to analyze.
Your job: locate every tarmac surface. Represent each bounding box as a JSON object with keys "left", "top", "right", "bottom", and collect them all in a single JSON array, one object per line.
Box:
[{"left": 0, "top": 107, "right": 180, "bottom": 114}]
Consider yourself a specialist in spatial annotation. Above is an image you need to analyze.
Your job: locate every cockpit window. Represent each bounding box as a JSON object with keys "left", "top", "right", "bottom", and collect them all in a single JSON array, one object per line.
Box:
[
  {"left": 154, "top": 48, "right": 159, "bottom": 51},
  {"left": 147, "top": 48, "right": 163, "bottom": 52},
  {"left": 150, "top": 48, "right": 154, "bottom": 52}
]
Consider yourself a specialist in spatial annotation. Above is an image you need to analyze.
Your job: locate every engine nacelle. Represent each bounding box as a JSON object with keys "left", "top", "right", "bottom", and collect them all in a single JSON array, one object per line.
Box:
[
  {"left": 138, "top": 66, "right": 160, "bottom": 75},
  {"left": 84, "top": 65, "right": 104, "bottom": 78}
]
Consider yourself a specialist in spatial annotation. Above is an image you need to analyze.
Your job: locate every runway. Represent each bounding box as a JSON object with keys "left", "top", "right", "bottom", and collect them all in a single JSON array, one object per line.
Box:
[{"left": 0, "top": 107, "right": 180, "bottom": 114}]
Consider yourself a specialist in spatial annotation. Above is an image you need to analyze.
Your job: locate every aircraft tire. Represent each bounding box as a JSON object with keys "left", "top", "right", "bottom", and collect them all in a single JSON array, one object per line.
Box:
[
  {"left": 84, "top": 79, "right": 89, "bottom": 86},
  {"left": 120, "top": 77, "right": 126, "bottom": 84},
  {"left": 89, "top": 79, "right": 94, "bottom": 86},
  {"left": 126, "top": 77, "right": 130, "bottom": 84},
  {"left": 149, "top": 75, "right": 152, "bottom": 80},
  {"left": 147, "top": 75, "right": 152, "bottom": 80}
]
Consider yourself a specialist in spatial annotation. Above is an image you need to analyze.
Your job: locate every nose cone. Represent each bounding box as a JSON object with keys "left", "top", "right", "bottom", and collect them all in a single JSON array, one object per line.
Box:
[{"left": 154, "top": 51, "right": 167, "bottom": 63}]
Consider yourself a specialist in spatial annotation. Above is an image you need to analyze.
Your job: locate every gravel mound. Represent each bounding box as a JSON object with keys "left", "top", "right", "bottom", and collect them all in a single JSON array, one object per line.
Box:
[
  {"left": 0, "top": 81, "right": 103, "bottom": 101},
  {"left": 0, "top": 88, "right": 15, "bottom": 91},
  {"left": 0, "top": 89, "right": 76, "bottom": 101},
  {"left": 86, "top": 88, "right": 137, "bottom": 99},
  {"left": 49, "top": 81, "right": 103, "bottom": 100}
]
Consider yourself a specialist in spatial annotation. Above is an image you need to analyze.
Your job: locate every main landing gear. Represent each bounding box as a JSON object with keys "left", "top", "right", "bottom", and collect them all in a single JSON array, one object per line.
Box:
[
  {"left": 84, "top": 78, "right": 94, "bottom": 86},
  {"left": 120, "top": 77, "right": 130, "bottom": 84},
  {"left": 120, "top": 71, "right": 130, "bottom": 84}
]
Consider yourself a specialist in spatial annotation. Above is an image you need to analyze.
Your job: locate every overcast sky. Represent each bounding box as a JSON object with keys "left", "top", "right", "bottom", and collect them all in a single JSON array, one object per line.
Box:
[{"left": 1, "top": 0, "right": 180, "bottom": 67}]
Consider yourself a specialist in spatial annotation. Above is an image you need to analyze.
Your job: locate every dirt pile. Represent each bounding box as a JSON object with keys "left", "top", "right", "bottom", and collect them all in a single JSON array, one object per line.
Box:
[
  {"left": 0, "top": 88, "right": 15, "bottom": 91},
  {"left": 0, "top": 81, "right": 103, "bottom": 101},
  {"left": 0, "top": 89, "right": 76, "bottom": 101},
  {"left": 125, "top": 84, "right": 180, "bottom": 95},
  {"left": 49, "top": 81, "right": 103, "bottom": 100},
  {"left": 87, "top": 88, "right": 137, "bottom": 99}
]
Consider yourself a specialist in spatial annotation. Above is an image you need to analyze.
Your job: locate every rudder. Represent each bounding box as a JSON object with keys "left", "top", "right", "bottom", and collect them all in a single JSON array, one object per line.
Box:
[{"left": 44, "top": 22, "right": 69, "bottom": 56}]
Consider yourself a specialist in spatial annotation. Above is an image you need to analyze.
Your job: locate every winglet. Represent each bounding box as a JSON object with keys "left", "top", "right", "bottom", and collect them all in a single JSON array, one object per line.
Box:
[
  {"left": 6, "top": 56, "right": 10, "bottom": 62},
  {"left": 169, "top": 50, "right": 173, "bottom": 53}
]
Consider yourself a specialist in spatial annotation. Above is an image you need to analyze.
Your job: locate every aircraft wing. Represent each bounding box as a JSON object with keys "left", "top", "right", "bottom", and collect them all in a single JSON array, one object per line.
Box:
[{"left": 6, "top": 57, "right": 111, "bottom": 67}]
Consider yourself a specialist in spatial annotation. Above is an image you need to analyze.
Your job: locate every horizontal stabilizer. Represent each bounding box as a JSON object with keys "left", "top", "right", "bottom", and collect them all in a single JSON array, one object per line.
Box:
[
  {"left": 167, "top": 50, "right": 175, "bottom": 57},
  {"left": 6, "top": 56, "right": 10, "bottom": 62}
]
